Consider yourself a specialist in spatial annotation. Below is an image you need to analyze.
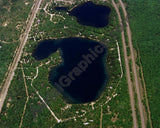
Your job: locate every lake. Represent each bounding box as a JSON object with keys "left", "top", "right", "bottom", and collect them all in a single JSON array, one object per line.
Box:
[
  {"left": 54, "top": 1, "right": 111, "bottom": 28},
  {"left": 32, "top": 37, "right": 108, "bottom": 103}
]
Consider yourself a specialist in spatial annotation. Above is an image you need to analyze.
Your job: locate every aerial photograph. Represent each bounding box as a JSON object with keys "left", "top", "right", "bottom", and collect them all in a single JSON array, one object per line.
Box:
[{"left": 0, "top": 0, "right": 159, "bottom": 127}]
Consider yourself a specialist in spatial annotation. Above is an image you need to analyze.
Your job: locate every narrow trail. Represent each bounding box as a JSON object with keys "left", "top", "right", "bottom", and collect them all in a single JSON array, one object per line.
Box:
[
  {"left": 119, "top": 0, "right": 146, "bottom": 127},
  {"left": 0, "top": 0, "right": 42, "bottom": 113},
  {"left": 0, "top": 40, "right": 10, "bottom": 44},
  {"left": 100, "top": 105, "right": 103, "bottom": 128},
  {"left": 137, "top": 45, "right": 153, "bottom": 128},
  {"left": 43, "top": 1, "right": 65, "bottom": 21},
  {"left": 30, "top": 65, "right": 87, "bottom": 123},
  {"left": 30, "top": 66, "right": 61, "bottom": 123},
  {"left": 112, "top": 0, "right": 138, "bottom": 127},
  {"left": 116, "top": 40, "right": 123, "bottom": 79},
  {"left": 19, "top": 65, "right": 29, "bottom": 128},
  {"left": 101, "top": 40, "right": 123, "bottom": 106}
]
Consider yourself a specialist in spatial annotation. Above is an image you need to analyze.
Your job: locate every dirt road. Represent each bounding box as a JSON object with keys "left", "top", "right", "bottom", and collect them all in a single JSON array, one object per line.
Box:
[
  {"left": 112, "top": 0, "right": 139, "bottom": 127},
  {"left": 118, "top": 0, "right": 146, "bottom": 127},
  {"left": 0, "top": 0, "right": 42, "bottom": 113},
  {"left": 112, "top": 0, "right": 146, "bottom": 127}
]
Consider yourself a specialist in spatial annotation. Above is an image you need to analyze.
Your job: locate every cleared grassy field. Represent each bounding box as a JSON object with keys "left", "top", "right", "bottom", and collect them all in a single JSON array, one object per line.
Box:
[{"left": 124, "top": 0, "right": 160, "bottom": 127}]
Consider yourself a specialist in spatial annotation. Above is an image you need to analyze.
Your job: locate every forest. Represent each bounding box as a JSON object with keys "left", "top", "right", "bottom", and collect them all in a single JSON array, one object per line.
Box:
[
  {"left": 0, "top": 0, "right": 133, "bottom": 127},
  {"left": 124, "top": 0, "right": 160, "bottom": 127}
]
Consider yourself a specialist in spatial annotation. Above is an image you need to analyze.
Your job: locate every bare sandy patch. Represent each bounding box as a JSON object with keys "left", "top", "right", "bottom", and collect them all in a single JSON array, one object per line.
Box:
[{"left": 2, "top": 21, "right": 8, "bottom": 27}]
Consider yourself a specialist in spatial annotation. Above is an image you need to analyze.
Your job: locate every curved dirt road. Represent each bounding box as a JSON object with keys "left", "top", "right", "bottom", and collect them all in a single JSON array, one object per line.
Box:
[{"left": 0, "top": 0, "right": 42, "bottom": 112}]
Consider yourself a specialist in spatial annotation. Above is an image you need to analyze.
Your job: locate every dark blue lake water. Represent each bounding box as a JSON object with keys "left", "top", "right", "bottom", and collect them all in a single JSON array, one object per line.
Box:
[
  {"left": 54, "top": 1, "right": 111, "bottom": 28},
  {"left": 54, "top": 7, "right": 68, "bottom": 12},
  {"left": 32, "top": 38, "right": 108, "bottom": 103}
]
